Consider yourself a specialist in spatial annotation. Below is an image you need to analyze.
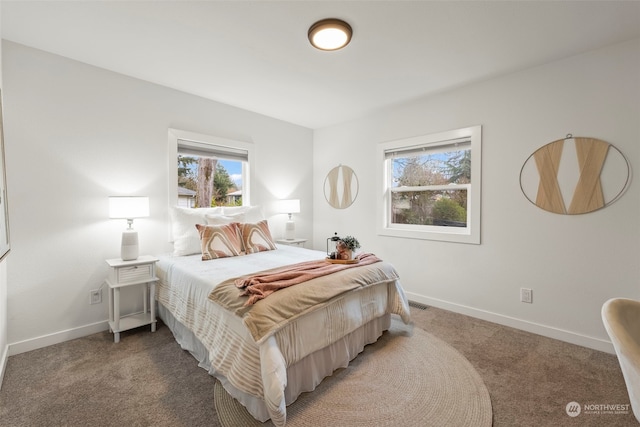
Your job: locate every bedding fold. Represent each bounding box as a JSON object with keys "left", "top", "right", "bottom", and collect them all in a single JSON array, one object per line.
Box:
[
  {"left": 235, "top": 252, "right": 382, "bottom": 305},
  {"left": 209, "top": 254, "right": 401, "bottom": 344}
]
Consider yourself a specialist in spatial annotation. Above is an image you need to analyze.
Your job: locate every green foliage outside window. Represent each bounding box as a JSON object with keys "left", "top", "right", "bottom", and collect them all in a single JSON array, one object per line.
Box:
[{"left": 432, "top": 198, "right": 466, "bottom": 223}]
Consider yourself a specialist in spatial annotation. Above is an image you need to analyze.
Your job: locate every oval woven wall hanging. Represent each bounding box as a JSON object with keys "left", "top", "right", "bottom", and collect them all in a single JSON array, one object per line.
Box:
[
  {"left": 324, "top": 165, "right": 359, "bottom": 209},
  {"left": 519, "top": 135, "right": 630, "bottom": 214}
]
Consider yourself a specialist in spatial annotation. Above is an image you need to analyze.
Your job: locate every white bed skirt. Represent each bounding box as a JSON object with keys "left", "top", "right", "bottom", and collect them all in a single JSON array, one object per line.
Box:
[{"left": 158, "top": 303, "right": 391, "bottom": 422}]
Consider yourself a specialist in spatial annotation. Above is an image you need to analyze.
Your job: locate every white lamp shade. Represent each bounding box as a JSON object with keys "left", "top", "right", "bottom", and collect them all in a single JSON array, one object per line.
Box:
[
  {"left": 109, "top": 197, "right": 150, "bottom": 219},
  {"left": 278, "top": 199, "right": 300, "bottom": 214}
]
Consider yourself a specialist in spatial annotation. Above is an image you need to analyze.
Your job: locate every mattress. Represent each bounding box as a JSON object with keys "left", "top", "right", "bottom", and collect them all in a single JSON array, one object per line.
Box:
[{"left": 155, "top": 244, "right": 410, "bottom": 426}]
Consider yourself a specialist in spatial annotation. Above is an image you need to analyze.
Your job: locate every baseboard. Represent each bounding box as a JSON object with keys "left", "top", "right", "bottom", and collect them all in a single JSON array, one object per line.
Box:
[
  {"left": 8, "top": 320, "right": 110, "bottom": 356},
  {"left": 5, "top": 296, "right": 615, "bottom": 357},
  {"left": 0, "top": 343, "right": 8, "bottom": 391},
  {"left": 406, "top": 292, "right": 615, "bottom": 354}
]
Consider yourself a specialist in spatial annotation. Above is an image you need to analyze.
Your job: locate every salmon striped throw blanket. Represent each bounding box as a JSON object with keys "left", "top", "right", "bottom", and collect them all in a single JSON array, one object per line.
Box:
[{"left": 235, "top": 252, "right": 381, "bottom": 306}]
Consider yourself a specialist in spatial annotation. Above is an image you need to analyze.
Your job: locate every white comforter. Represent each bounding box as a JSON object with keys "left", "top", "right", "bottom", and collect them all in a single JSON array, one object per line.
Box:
[{"left": 156, "top": 245, "right": 410, "bottom": 426}]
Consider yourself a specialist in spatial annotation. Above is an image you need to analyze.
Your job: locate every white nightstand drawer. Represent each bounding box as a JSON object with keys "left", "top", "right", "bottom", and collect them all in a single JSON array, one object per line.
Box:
[
  {"left": 106, "top": 255, "right": 159, "bottom": 286},
  {"left": 117, "top": 264, "right": 153, "bottom": 283}
]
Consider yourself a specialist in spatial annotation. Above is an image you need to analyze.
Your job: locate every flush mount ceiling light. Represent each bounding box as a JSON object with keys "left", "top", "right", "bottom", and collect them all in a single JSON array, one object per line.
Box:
[{"left": 308, "top": 18, "right": 352, "bottom": 51}]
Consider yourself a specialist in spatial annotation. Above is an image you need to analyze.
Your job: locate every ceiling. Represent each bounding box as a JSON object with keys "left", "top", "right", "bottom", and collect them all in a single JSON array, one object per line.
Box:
[{"left": 2, "top": 1, "right": 640, "bottom": 129}]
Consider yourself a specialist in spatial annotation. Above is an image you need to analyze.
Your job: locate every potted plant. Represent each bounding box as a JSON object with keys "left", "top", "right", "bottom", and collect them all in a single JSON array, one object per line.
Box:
[{"left": 336, "top": 235, "right": 360, "bottom": 260}]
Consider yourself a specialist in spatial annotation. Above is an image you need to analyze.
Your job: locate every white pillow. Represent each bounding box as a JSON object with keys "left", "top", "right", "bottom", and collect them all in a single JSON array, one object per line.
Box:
[
  {"left": 222, "top": 206, "right": 250, "bottom": 215},
  {"left": 222, "top": 206, "right": 264, "bottom": 223},
  {"left": 205, "top": 212, "right": 246, "bottom": 225},
  {"left": 169, "top": 206, "right": 223, "bottom": 256}
]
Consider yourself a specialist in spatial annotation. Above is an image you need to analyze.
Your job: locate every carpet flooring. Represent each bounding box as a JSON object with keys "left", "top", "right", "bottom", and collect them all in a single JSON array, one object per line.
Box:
[
  {"left": 409, "top": 306, "right": 638, "bottom": 427},
  {"left": 215, "top": 318, "right": 492, "bottom": 426},
  {"left": 0, "top": 305, "right": 637, "bottom": 426}
]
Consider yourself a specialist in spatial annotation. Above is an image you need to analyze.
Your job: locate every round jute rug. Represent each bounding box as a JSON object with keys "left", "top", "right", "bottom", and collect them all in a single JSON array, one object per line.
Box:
[{"left": 214, "top": 319, "right": 493, "bottom": 426}]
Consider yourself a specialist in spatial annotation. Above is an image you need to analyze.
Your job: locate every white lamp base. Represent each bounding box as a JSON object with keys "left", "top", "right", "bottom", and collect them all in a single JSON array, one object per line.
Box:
[
  {"left": 285, "top": 220, "right": 295, "bottom": 240},
  {"left": 121, "top": 229, "right": 139, "bottom": 261}
]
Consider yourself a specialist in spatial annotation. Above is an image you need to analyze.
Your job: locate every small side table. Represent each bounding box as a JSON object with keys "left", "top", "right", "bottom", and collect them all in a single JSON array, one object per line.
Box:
[
  {"left": 105, "top": 255, "right": 159, "bottom": 343},
  {"left": 276, "top": 238, "right": 307, "bottom": 248}
]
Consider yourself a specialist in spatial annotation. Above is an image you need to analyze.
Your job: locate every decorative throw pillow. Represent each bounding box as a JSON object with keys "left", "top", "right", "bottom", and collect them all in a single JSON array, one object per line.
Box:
[
  {"left": 195, "top": 223, "right": 244, "bottom": 260},
  {"left": 170, "top": 206, "right": 223, "bottom": 256},
  {"left": 240, "top": 220, "right": 277, "bottom": 254}
]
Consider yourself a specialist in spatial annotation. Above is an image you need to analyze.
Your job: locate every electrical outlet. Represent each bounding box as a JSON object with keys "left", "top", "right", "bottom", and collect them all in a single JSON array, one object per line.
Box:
[
  {"left": 520, "top": 288, "right": 533, "bottom": 304},
  {"left": 90, "top": 289, "right": 102, "bottom": 305}
]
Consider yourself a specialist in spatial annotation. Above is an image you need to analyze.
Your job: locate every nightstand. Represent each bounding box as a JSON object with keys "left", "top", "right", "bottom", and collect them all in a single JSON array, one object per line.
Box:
[
  {"left": 105, "top": 255, "right": 159, "bottom": 343},
  {"left": 276, "top": 238, "right": 307, "bottom": 248}
]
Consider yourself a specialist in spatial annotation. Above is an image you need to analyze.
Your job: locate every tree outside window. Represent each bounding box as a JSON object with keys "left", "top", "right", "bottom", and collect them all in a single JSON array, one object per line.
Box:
[
  {"left": 378, "top": 125, "right": 481, "bottom": 244},
  {"left": 391, "top": 148, "right": 470, "bottom": 227},
  {"left": 178, "top": 154, "right": 242, "bottom": 208}
]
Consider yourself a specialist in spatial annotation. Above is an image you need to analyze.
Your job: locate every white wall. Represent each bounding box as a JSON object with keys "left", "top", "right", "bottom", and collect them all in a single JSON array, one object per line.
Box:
[
  {"left": 2, "top": 41, "right": 313, "bottom": 353},
  {"left": 313, "top": 38, "right": 640, "bottom": 353},
  {"left": 2, "top": 36, "right": 638, "bottom": 358},
  {"left": 0, "top": 4, "right": 7, "bottom": 387}
]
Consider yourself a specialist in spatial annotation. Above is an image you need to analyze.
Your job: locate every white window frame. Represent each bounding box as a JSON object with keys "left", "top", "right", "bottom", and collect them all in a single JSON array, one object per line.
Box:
[
  {"left": 168, "top": 128, "right": 252, "bottom": 207},
  {"left": 377, "top": 125, "right": 482, "bottom": 244}
]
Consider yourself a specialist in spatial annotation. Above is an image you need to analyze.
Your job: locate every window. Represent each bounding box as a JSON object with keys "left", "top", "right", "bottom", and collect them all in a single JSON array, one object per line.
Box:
[
  {"left": 377, "top": 125, "right": 481, "bottom": 244},
  {"left": 168, "top": 129, "right": 252, "bottom": 208}
]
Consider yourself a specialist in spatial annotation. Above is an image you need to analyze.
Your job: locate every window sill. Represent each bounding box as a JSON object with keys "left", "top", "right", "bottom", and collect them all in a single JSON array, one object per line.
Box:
[{"left": 378, "top": 226, "right": 479, "bottom": 244}]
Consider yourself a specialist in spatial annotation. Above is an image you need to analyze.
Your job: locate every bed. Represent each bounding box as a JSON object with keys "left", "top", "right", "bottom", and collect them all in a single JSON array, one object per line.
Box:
[{"left": 157, "top": 206, "right": 411, "bottom": 426}]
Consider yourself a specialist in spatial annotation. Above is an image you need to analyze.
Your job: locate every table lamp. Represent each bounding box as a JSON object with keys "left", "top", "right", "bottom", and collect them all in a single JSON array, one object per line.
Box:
[
  {"left": 109, "top": 196, "right": 149, "bottom": 260},
  {"left": 278, "top": 199, "right": 300, "bottom": 240}
]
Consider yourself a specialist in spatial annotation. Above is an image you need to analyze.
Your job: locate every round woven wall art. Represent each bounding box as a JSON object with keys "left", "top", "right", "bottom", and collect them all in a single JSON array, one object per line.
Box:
[
  {"left": 520, "top": 135, "right": 630, "bottom": 215},
  {"left": 324, "top": 164, "right": 359, "bottom": 209}
]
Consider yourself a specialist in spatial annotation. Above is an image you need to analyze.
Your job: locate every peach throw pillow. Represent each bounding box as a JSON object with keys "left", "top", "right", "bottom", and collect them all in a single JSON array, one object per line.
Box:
[
  {"left": 241, "top": 220, "right": 277, "bottom": 254},
  {"left": 196, "top": 223, "right": 243, "bottom": 260}
]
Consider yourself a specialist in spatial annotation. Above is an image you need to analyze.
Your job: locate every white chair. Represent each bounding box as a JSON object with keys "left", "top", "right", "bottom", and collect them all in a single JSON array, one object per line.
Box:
[{"left": 602, "top": 298, "right": 640, "bottom": 422}]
